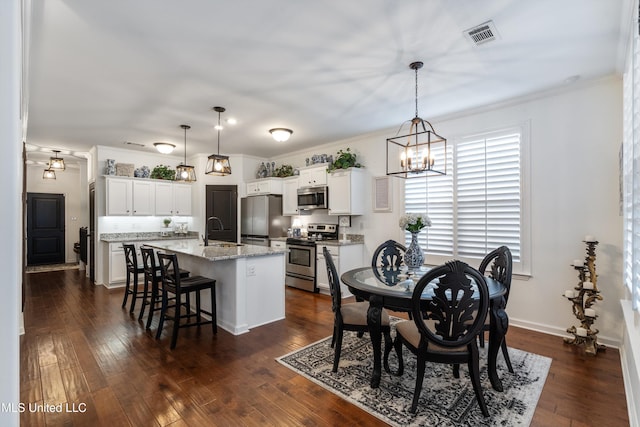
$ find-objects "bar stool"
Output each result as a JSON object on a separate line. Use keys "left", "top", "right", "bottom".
{"left": 138, "top": 246, "right": 191, "bottom": 327}
{"left": 121, "top": 244, "right": 144, "bottom": 314}
{"left": 156, "top": 253, "right": 217, "bottom": 349}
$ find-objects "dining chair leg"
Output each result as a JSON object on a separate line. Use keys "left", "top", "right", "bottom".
{"left": 145, "top": 281, "right": 159, "bottom": 330}
{"left": 332, "top": 327, "right": 344, "bottom": 372}
{"left": 129, "top": 275, "right": 138, "bottom": 314}
{"left": 410, "top": 356, "right": 426, "bottom": 414}
{"left": 121, "top": 273, "right": 131, "bottom": 308}
{"left": 331, "top": 326, "right": 337, "bottom": 348}
{"left": 392, "top": 335, "right": 405, "bottom": 376}
{"left": 210, "top": 286, "right": 217, "bottom": 334}
{"left": 452, "top": 363, "right": 460, "bottom": 378}
{"left": 170, "top": 290, "right": 181, "bottom": 349}
{"left": 138, "top": 278, "right": 150, "bottom": 321}
{"left": 501, "top": 340, "right": 514, "bottom": 373}
{"left": 195, "top": 290, "right": 201, "bottom": 324}
{"left": 156, "top": 288, "right": 168, "bottom": 340}
{"left": 468, "top": 344, "right": 489, "bottom": 417}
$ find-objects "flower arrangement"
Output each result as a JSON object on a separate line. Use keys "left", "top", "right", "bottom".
{"left": 399, "top": 213, "right": 432, "bottom": 233}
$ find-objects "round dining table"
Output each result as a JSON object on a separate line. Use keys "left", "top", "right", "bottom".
{"left": 341, "top": 266, "right": 509, "bottom": 391}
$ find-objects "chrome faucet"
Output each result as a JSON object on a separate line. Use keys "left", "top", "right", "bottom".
{"left": 203, "top": 216, "right": 224, "bottom": 246}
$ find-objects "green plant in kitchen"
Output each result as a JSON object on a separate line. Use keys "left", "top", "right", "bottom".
{"left": 150, "top": 164, "right": 176, "bottom": 180}
{"left": 327, "top": 148, "right": 362, "bottom": 172}
{"left": 273, "top": 164, "right": 294, "bottom": 177}
{"left": 163, "top": 218, "right": 172, "bottom": 228}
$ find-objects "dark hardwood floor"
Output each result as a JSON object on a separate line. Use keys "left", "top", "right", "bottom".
{"left": 21, "top": 269, "right": 629, "bottom": 426}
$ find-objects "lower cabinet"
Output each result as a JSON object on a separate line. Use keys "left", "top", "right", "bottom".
{"left": 270, "top": 240, "right": 287, "bottom": 250}
{"left": 316, "top": 243, "right": 363, "bottom": 297}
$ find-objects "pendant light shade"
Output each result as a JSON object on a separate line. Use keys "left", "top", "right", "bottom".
{"left": 175, "top": 124, "right": 196, "bottom": 182}
{"left": 269, "top": 128, "right": 293, "bottom": 142}
{"left": 206, "top": 106, "right": 232, "bottom": 176}
{"left": 154, "top": 142, "right": 176, "bottom": 154}
{"left": 386, "top": 61, "right": 447, "bottom": 179}
{"left": 49, "top": 150, "right": 65, "bottom": 170}
{"left": 42, "top": 167, "right": 56, "bottom": 179}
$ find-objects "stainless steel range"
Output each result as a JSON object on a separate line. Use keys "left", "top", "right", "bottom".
{"left": 285, "top": 223, "right": 338, "bottom": 292}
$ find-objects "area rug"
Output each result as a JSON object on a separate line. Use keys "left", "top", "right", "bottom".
{"left": 276, "top": 322, "right": 551, "bottom": 427}
{"left": 26, "top": 263, "right": 79, "bottom": 273}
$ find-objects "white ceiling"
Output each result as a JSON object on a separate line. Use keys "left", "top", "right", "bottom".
{"left": 25, "top": 0, "right": 631, "bottom": 166}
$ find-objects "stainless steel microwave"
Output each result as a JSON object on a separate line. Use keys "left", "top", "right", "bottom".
{"left": 297, "top": 186, "right": 328, "bottom": 210}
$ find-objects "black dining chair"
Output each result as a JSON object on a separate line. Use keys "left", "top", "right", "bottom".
{"left": 156, "top": 252, "right": 217, "bottom": 349}
{"left": 324, "top": 247, "right": 392, "bottom": 373}
{"left": 138, "top": 246, "right": 190, "bottom": 328}
{"left": 478, "top": 245, "right": 514, "bottom": 373}
{"left": 392, "top": 260, "right": 490, "bottom": 416}
{"left": 121, "top": 244, "right": 144, "bottom": 315}
{"left": 371, "top": 240, "right": 406, "bottom": 286}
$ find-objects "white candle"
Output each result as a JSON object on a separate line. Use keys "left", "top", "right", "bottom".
{"left": 572, "top": 259, "right": 584, "bottom": 267}
{"left": 583, "top": 281, "right": 594, "bottom": 290}
{"left": 584, "top": 308, "right": 596, "bottom": 317}
{"left": 576, "top": 327, "right": 587, "bottom": 337}
{"left": 564, "top": 290, "right": 575, "bottom": 298}
{"left": 584, "top": 235, "right": 596, "bottom": 242}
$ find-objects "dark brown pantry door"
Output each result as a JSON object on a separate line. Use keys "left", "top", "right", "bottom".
{"left": 26, "top": 192, "right": 65, "bottom": 265}
{"left": 205, "top": 185, "right": 238, "bottom": 242}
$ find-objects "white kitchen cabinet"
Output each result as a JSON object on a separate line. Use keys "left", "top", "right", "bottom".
{"left": 173, "top": 183, "right": 192, "bottom": 216}
{"left": 132, "top": 180, "right": 154, "bottom": 215}
{"left": 106, "top": 178, "right": 132, "bottom": 215}
{"left": 327, "top": 167, "right": 366, "bottom": 215}
{"left": 298, "top": 165, "right": 327, "bottom": 187}
{"left": 316, "top": 243, "right": 363, "bottom": 297}
{"left": 270, "top": 240, "right": 287, "bottom": 250}
{"left": 246, "top": 178, "right": 283, "bottom": 195}
{"left": 282, "top": 177, "right": 299, "bottom": 215}
{"left": 154, "top": 182, "right": 174, "bottom": 216}
{"left": 105, "top": 177, "right": 192, "bottom": 217}
{"left": 106, "top": 242, "right": 133, "bottom": 286}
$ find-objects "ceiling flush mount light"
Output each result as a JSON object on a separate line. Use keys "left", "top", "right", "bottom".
{"left": 49, "top": 150, "right": 65, "bottom": 170}
{"left": 42, "top": 166, "right": 56, "bottom": 180}
{"left": 269, "top": 128, "right": 293, "bottom": 142}
{"left": 175, "top": 124, "right": 197, "bottom": 182}
{"left": 206, "top": 106, "right": 232, "bottom": 176}
{"left": 386, "top": 61, "right": 447, "bottom": 179}
{"left": 154, "top": 142, "right": 176, "bottom": 154}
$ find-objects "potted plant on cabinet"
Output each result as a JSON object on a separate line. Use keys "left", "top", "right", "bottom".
{"left": 327, "top": 148, "right": 362, "bottom": 172}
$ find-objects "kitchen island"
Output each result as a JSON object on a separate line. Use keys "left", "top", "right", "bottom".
{"left": 145, "top": 239, "right": 287, "bottom": 335}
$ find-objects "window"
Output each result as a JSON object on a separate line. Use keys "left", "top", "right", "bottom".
{"left": 404, "top": 124, "right": 529, "bottom": 274}
{"left": 622, "top": 8, "right": 640, "bottom": 312}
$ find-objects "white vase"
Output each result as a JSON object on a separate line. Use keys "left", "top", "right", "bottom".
{"left": 405, "top": 231, "right": 424, "bottom": 270}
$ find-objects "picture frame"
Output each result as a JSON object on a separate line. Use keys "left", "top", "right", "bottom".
{"left": 373, "top": 176, "right": 392, "bottom": 212}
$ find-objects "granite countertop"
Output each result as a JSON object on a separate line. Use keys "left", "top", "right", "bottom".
{"left": 100, "top": 232, "right": 198, "bottom": 243}
{"left": 316, "top": 240, "right": 363, "bottom": 247}
{"left": 145, "top": 239, "right": 287, "bottom": 261}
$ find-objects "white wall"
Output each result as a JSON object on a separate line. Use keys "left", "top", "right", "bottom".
{"left": 26, "top": 163, "right": 87, "bottom": 263}
{"left": 274, "top": 76, "right": 624, "bottom": 346}
{"left": 1, "top": 0, "right": 21, "bottom": 424}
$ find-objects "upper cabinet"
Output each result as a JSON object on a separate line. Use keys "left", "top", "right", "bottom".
{"left": 298, "top": 165, "right": 327, "bottom": 187}
{"left": 246, "top": 178, "right": 283, "bottom": 195}
{"left": 327, "top": 168, "right": 366, "bottom": 215}
{"left": 105, "top": 176, "right": 192, "bottom": 217}
{"left": 282, "top": 177, "right": 300, "bottom": 216}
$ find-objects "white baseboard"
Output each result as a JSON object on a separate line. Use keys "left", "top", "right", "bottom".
{"left": 508, "top": 317, "right": 620, "bottom": 349}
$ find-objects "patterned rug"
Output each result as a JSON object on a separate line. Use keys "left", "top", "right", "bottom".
{"left": 277, "top": 321, "right": 551, "bottom": 427}
{"left": 26, "top": 263, "right": 79, "bottom": 273}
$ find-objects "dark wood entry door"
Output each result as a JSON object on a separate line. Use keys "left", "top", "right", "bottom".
{"left": 27, "top": 193, "right": 65, "bottom": 265}
{"left": 205, "top": 185, "right": 237, "bottom": 242}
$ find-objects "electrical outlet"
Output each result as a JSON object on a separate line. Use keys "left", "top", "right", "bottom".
{"left": 247, "top": 265, "right": 256, "bottom": 276}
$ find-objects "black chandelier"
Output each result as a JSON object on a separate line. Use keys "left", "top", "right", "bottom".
{"left": 205, "top": 106, "right": 232, "bottom": 176}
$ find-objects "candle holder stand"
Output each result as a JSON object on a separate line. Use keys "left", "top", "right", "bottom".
{"left": 562, "top": 240, "right": 605, "bottom": 355}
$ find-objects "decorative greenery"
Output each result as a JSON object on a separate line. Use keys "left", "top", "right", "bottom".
{"left": 273, "top": 164, "right": 294, "bottom": 177}
{"left": 163, "top": 218, "right": 172, "bottom": 227}
{"left": 399, "top": 213, "right": 432, "bottom": 233}
{"left": 150, "top": 164, "right": 176, "bottom": 180}
{"left": 327, "top": 148, "right": 362, "bottom": 172}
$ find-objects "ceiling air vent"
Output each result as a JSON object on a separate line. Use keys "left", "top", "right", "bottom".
{"left": 123, "top": 141, "right": 145, "bottom": 147}
{"left": 464, "top": 20, "right": 500, "bottom": 46}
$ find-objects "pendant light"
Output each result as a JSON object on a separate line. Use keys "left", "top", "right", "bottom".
{"left": 386, "top": 61, "right": 447, "bottom": 178}
{"left": 205, "top": 106, "right": 232, "bottom": 176}
{"left": 49, "top": 150, "right": 65, "bottom": 170}
{"left": 42, "top": 166, "right": 56, "bottom": 180}
{"left": 175, "top": 124, "right": 197, "bottom": 182}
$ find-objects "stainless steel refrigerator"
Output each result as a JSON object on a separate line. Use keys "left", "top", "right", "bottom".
{"left": 241, "top": 195, "right": 290, "bottom": 246}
